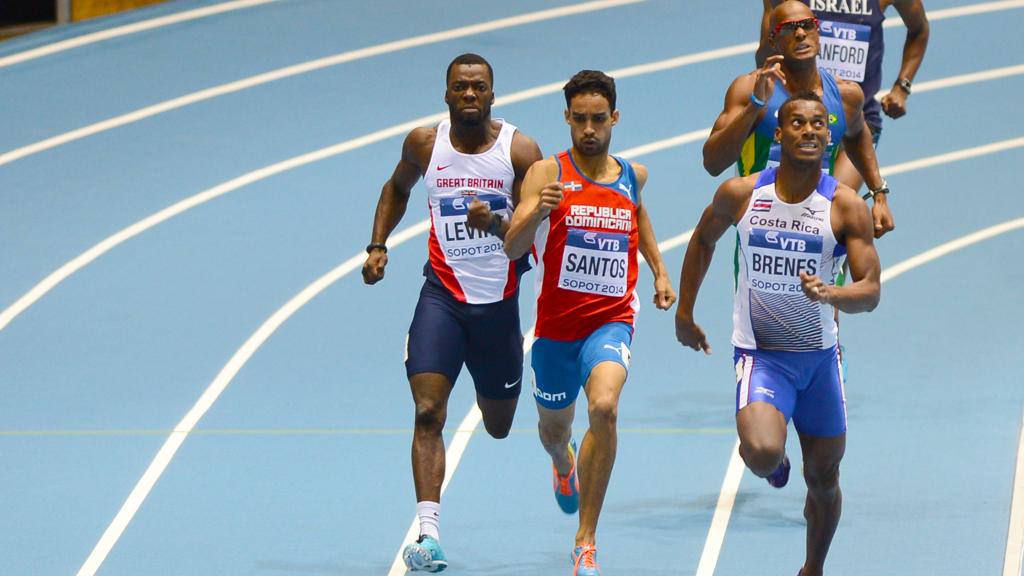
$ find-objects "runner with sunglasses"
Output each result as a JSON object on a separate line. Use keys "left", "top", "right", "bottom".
{"left": 703, "top": 0, "right": 894, "bottom": 239}
{"left": 757, "top": 0, "right": 930, "bottom": 194}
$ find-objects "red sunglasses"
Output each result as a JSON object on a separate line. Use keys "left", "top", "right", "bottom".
{"left": 772, "top": 16, "right": 819, "bottom": 38}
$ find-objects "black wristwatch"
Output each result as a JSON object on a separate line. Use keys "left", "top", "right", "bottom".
{"left": 366, "top": 242, "right": 388, "bottom": 254}
{"left": 895, "top": 77, "right": 912, "bottom": 94}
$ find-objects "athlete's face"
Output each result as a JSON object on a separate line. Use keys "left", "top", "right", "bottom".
{"left": 776, "top": 99, "right": 830, "bottom": 167}
{"left": 770, "top": 2, "right": 819, "bottom": 63}
{"left": 565, "top": 92, "right": 618, "bottom": 157}
{"left": 445, "top": 64, "right": 494, "bottom": 127}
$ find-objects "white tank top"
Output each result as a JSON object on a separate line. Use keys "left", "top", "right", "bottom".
{"left": 423, "top": 118, "right": 520, "bottom": 304}
{"left": 732, "top": 168, "right": 846, "bottom": 351}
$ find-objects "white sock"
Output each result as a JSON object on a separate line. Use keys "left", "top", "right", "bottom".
{"left": 417, "top": 501, "right": 441, "bottom": 541}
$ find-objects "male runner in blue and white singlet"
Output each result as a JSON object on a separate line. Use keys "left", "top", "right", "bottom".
{"left": 362, "top": 53, "right": 542, "bottom": 572}
{"left": 677, "top": 92, "right": 881, "bottom": 576}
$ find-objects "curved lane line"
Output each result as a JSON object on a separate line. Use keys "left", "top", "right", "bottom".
{"left": 3, "top": 0, "right": 1020, "bottom": 168}
{"left": 73, "top": 136, "right": 1023, "bottom": 576}
{"left": 5, "top": 66, "right": 1021, "bottom": 334}
{"left": 0, "top": 0, "right": 277, "bottom": 69}
{"left": 695, "top": 216, "right": 1024, "bottom": 576}
{"left": 0, "top": 0, "right": 644, "bottom": 168}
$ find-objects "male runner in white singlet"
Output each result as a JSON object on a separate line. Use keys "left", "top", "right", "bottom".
{"left": 362, "top": 53, "right": 542, "bottom": 572}
{"left": 676, "top": 92, "right": 881, "bottom": 576}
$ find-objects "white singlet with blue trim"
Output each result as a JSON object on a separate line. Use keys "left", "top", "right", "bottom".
{"left": 732, "top": 167, "right": 846, "bottom": 351}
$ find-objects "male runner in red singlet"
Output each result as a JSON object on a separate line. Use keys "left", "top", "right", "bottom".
{"left": 505, "top": 70, "right": 676, "bottom": 576}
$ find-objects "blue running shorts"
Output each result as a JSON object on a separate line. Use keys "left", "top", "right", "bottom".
{"left": 405, "top": 280, "right": 523, "bottom": 400}
{"left": 531, "top": 322, "right": 633, "bottom": 410}
{"left": 734, "top": 346, "right": 847, "bottom": 437}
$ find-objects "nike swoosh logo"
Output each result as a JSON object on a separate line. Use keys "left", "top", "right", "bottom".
{"left": 504, "top": 379, "right": 521, "bottom": 389}
{"left": 436, "top": 164, "right": 453, "bottom": 171}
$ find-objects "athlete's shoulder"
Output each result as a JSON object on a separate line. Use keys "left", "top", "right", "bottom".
{"left": 717, "top": 174, "right": 757, "bottom": 204}
{"left": 835, "top": 78, "right": 866, "bottom": 105}
{"left": 402, "top": 126, "right": 437, "bottom": 168}
{"left": 527, "top": 156, "right": 560, "bottom": 179}
{"left": 510, "top": 130, "right": 543, "bottom": 165}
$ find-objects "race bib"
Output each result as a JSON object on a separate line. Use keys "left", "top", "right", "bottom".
{"left": 817, "top": 20, "right": 871, "bottom": 82}
{"left": 558, "top": 229, "right": 629, "bottom": 296}
{"left": 436, "top": 192, "right": 508, "bottom": 261}
{"left": 747, "top": 228, "right": 823, "bottom": 294}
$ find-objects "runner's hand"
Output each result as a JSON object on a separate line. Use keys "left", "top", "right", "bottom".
{"left": 800, "top": 272, "right": 833, "bottom": 304}
{"left": 466, "top": 199, "right": 494, "bottom": 232}
{"left": 871, "top": 195, "right": 895, "bottom": 238}
{"left": 537, "top": 182, "right": 564, "bottom": 218}
{"left": 881, "top": 88, "right": 908, "bottom": 119}
{"left": 753, "top": 55, "right": 786, "bottom": 106}
{"left": 362, "top": 250, "right": 388, "bottom": 285}
{"left": 675, "top": 312, "right": 711, "bottom": 354}
{"left": 653, "top": 275, "right": 677, "bottom": 310}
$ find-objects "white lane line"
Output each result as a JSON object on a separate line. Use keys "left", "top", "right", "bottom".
{"left": 0, "top": 0, "right": 277, "bottom": 69}
{"left": 74, "top": 135, "right": 1023, "bottom": 576}
{"left": 5, "top": 65, "right": 1021, "bottom": 336}
{"left": 876, "top": 64, "right": 1024, "bottom": 100}
{"left": 6, "top": 0, "right": 1020, "bottom": 170}
{"left": 695, "top": 439, "right": 744, "bottom": 576}
{"left": 74, "top": 220, "right": 429, "bottom": 576}
{"left": 696, "top": 216, "right": 1024, "bottom": 575}
{"left": 0, "top": 0, "right": 644, "bottom": 168}
{"left": 1005, "top": 406, "right": 1024, "bottom": 576}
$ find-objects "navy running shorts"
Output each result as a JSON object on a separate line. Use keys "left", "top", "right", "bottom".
{"left": 405, "top": 280, "right": 524, "bottom": 400}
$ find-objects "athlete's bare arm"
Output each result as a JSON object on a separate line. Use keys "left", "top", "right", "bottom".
{"left": 703, "top": 59, "right": 784, "bottom": 176}
{"left": 466, "top": 131, "right": 543, "bottom": 239}
{"left": 837, "top": 80, "right": 894, "bottom": 238}
{"left": 755, "top": 0, "right": 775, "bottom": 66}
{"left": 881, "top": 0, "right": 929, "bottom": 119}
{"left": 632, "top": 163, "right": 677, "bottom": 311}
{"left": 675, "top": 175, "right": 757, "bottom": 353}
{"left": 801, "top": 185, "right": 881, "bottom": 312}
{"left": 362, "top": 127, "right": 433, "bottom": 285}
{"left": 504, "top": 158, "right": 561, "bottom": 260}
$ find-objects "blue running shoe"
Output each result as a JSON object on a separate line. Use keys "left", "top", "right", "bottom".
{"left": 402, "top": 535, "right": 448, "bottom": 573}
{"left": 571, "top": 544, "right": 601, "bottom": 576}
{"left": 553, "top": 440, "right": 579, "bottom": 514}
{"left": 767, "top": 455, "right": 791, "bottom": 489}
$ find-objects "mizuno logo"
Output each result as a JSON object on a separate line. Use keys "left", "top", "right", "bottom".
{"left": 436, "top": 164, "right": 453, "bottom": 171}
{"left": 803, "top": 207, "right": 824, "bottom": 216}
{"left": 504, "top": 378, "right": 521, "bottom": 389}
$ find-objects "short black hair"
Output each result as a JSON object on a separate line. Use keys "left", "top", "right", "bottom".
{"left": 778, "top": 91, "right": 825, "bottom": 122}
{"left": 446, "top": 53, "right": 493, "bottom": 85}
{"left": 563, "top": 70, "right": 616, "bottom": 111}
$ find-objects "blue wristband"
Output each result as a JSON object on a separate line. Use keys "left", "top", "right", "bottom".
{"left": 750, "top": 92, "right": 766, "bottom": 108}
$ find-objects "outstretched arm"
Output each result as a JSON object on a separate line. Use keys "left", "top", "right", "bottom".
{"left": 801, "top": 187, "right": 881, "bottom": 313}
{"left": 881, "top": 0, "right": 929, "bottom": 119}
{"left": 633, "top": 164, "right": 676, "bottom": 311}
{"left": 362, "top": 128, "right": 430, "bottom": 284}
{"left": 675, "top": 177, "right": 752, "bottom": 353}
